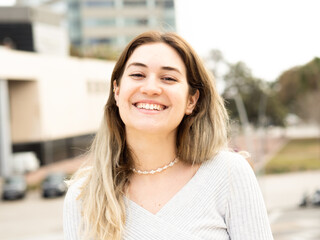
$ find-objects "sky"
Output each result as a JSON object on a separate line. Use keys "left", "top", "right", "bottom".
{"left": 1, "top": 0, "right": 319, "bottom": 82}
{"left": 176, "top": 0, "right": 320, "bottom": 81}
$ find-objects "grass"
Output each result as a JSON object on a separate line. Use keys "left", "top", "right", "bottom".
{"left": 265, "top": 138, "right": 320, "bottom": 174}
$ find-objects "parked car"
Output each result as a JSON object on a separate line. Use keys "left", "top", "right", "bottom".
{"left": 299, "top": 189, "right": 320, "bottom": 207}
{"left": 2, "top": 175, "right": 27, "bottom": 200}
{"left": 311, "top": 189, "right": 320, "bottom": 206}
{"left": 41, "top": 172, "right": 67, "bottom": 198}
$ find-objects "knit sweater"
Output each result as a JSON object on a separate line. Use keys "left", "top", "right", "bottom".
{"left": 63, "top": 151, "right": 274, "bottom": 240}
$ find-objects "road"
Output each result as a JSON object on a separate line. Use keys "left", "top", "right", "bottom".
{"left": 270, "top": 207, "right": 320, "bottom": 240}
{"left": 0, "top": 191, "right": 64, "bottom": 240}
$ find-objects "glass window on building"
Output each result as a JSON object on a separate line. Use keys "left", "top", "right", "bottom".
{"left": 155, "top": 0, "right": 174, "bottom": 8}
{"left": 124, "top": 18, "right": 148, "bottom": 26}
{"left": 68, "top": 1, "right": 80, "bottom": 9}
{"left": 91, "top": 38, "right": 113, "bottom": 44}
{"left": 84, "top": 0, "right": 115, "bottom": 7}
{"left": 123, "top": 0, "right": 147, "bottom": 7}
{"left": 125, "top": 35, "right": 136, "bottom": 44}
{"left": 83, "top": 18, "right": 116, "bottom": 27}
{"left": 164, "top": 17, "right": 175, "bottom": 28}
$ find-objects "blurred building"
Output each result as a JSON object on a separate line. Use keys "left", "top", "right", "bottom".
{"left": 0, "top": 47, "right": 114, "bottom": 176}
{"left": 5, "top": 0, "right": 176, "bottom": 53}
{"left": 68, "top": 0, "right": 176, "bottom": 49}
{"left": 0, "top": 5, "right": 69, "bottom": 55}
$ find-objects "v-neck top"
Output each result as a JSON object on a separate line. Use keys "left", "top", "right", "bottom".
{"left": 63, "top": 151, "right": 274, "bottom": 240}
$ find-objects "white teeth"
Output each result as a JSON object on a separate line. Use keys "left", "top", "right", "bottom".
{"left": 136, "top": 103, "right": 164, "bottom": 111}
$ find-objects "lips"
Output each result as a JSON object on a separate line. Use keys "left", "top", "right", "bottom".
{"left": 133, "top": 102, "right": 167, "bottom": 111}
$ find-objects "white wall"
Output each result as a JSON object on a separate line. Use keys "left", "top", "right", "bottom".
{"left": 38, "top": 57, "right": 114, "bottom": 140}
{"left": 0, "top": 47, "right": 115, "bottom": 143}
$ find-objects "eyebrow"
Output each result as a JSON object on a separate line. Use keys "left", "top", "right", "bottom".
{"left": 161, "top": 66, "right": 182, "bottom": 75}
{"left": 126, "top": 62, "right": 147, "bottom": 69}
{"left": 126, "top": 62, "right": 182, "bottom": 75}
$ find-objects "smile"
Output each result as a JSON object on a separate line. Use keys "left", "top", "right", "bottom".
{"left": 134, "top": 102, "right": 167, "bottom": 111}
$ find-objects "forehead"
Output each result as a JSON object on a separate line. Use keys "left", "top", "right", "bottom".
{"left": 126, "top": 43, "right": 186, "bottom": 72}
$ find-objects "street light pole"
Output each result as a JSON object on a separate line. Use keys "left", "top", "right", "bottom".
{"left": 0, "top": 79, "right": 12, "bottom": 177}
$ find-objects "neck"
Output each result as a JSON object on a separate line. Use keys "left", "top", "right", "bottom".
{"left": 126, "top": 129, "right": 177, "bottom": 171}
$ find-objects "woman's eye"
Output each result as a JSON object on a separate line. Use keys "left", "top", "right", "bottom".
{"left": 162, "top": 77, "right": 177, "bottom": 82}
{"left": 129, "top": 73, "right": 144, "bottom": 79}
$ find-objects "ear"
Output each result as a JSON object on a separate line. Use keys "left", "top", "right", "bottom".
{"left": 113, "top": 80, "right": 120, "bottom": 106}
{"left": 185, "top": 90, "right": 199, "bottom": 115}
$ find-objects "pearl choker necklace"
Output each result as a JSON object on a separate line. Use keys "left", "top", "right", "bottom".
{"left": 131, "top": 157, "right": 179, "bottom": 175}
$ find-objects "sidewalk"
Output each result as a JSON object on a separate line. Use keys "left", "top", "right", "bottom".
{"left": 258, "top": 170, "right": 320, "bottom": 212}
{"left": 260, "top": 170, "right": 320, "bottom": 240}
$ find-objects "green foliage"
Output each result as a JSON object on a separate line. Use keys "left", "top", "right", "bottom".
{"left": 69, "top": 44, "right": 120, "bottom": 61}
{"left": 265, "top": 138, "right": 320, "bottom": 174}
{"left": 209, "top": 49, "right": 319, "bottom": 126}
{"left": 221, "top": 61, "right": 286, "bottom": 126}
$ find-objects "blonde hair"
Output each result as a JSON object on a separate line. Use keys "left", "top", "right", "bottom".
{"left": 72, "top": 31, "right": 229, "bottom": 240}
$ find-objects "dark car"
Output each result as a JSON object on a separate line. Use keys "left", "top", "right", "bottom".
{"left": 41, "top": 172, "right": 67, "bottom": 198}
{"left": 311, "top": 189, "right": 320, "bottom": 206}
{"left": 299, "top": 189, "right": 320, "bottom": 207}
{"left": 2, "top": 175, "right": 27, "bottom": 200}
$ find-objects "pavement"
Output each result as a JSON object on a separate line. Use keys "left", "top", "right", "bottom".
{"left": 0, "top": 191, "right": 64, "bottom": 240}
{"left": 270, "top": 207, "right": 320, "bottom": 240}
{"left": 258, "top": 170, "right": 320, "bottom": 211}
{"left": 258, "top": 170, "right": 320, "bottom": 240}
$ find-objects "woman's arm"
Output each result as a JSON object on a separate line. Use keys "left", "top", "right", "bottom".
{"left": 63, "top": 180, "right": 83, "bottom": 240}
{"left": 225, "top": 155, "right": 274, "bottom": 240}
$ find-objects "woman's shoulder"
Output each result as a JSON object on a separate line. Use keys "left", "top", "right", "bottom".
{"left": 65, "top": 172, "right": 90, "bottom": 204}
{"left": 192, "top": 150, "right": 254, "bottom": 204}
{"left": 207, "top": 150, "right": 249, "bottom": 165}
{"left": 204, "top": 150, "right": 254, "bottom": 175}
{"left": 66, "top": 166, "right": 92, "bottom": 196}
{"left": 200, "top": 150, "right": 258, "bottom": 199}
{"left": 63, "top": 173, "right": 90, "bottom": 238}
{"left": 210, "top": 150, "right": 257, "bottom": 185}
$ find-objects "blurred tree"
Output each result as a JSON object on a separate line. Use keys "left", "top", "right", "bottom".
{"left": 208, "top": 51, "right": 319, "bottom": 127}
{"left": 221, "top": 61, "right": 286, "bottom": 126}
{"left": 277, "top": 57, "right": 320, "bottom": 123}
{"left": 296, "top": 91, "right": 320, "bottom": 124}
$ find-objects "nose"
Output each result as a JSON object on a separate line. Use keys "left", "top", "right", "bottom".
{"left": 140, "top": 75, "right": 162, "bottom": 95}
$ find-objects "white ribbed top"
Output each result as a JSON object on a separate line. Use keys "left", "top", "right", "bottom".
{"left": 63, "top": 151, "right": 274, "bottom": 240}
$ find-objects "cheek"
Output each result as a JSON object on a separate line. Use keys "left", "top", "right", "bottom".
{"left": 116, "top": 85, "right": 136, "bottom": 118}
{"left": 117, "top": 98, "right": 130, "bottom": 125}
{"left": 117, "top": 93, "right": 131, "bottom": 113}
{"left": 117, "top": 83, "right": 133, "bottom": 103}
{"left": 172, "top": 86, "right": 189, "bottom": 105}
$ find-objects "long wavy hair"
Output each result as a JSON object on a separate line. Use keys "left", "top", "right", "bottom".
{"left": 73, "top": 31, "right": 229, "bottom": 240}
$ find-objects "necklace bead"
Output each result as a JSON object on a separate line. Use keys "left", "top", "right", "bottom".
{"left": 131, "top": 157, "right": 179, "bottom": 175}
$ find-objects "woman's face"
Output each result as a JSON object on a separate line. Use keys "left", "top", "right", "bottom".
{"left": 114, "top": 43, "right": 199, "bottom": 136}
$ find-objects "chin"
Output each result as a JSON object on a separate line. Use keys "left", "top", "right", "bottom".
{"left": 127, "top": 123, "right": 176, "bottom": 135}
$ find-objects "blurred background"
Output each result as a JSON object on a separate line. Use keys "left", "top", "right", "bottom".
{"left": 0, "top": 0, "right": 319, "bottom": 239}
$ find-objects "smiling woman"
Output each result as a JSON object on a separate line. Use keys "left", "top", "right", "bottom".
{"left": 113, "top": 42, "right": 198, "bottom": 136}
{"left": 63, "top": 31, "right": 274, "bottom": 240}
